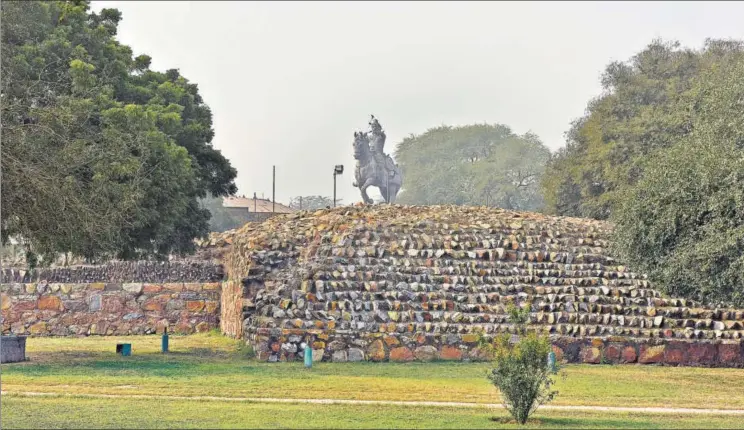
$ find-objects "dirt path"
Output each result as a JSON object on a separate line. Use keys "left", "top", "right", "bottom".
{"left": 4, "top": 391, "right": 744, "bottom": 415}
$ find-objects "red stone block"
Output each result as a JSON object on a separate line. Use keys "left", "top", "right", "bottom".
{"left": 14, "top": 300, "right": 37, "bottom": 312}
{"left": 604, "top": 345, "right": 622, "bottom": 362}
{"left": 38, "top": 295, "right": 62, "bottom": 311}
{"left": 142, "top": 300, "right": 163, "bottom": 313}
{"left": 663, "top": 342, "right": 687, "bottom": 365}
{"left": 440, "top": 345, "right": 463, "bottom": 361}
{"left": 390, "top": 347, "right": 415, "bottom": 362}
{"left": 621, "top": 346, "right": 638, "bottom": 363}
{"left": 551, "top": 345, "right": 564, "bottom": 362}
{"left": 687, "top": 343, "right": 717, "bottom": 365}
{"left": 186, "top": 300, "right": 205, "bottom": 313}
{"left": 143, "top": 284, "right": 162, "bottom": 294}
{"left": 102, "top": 297, "right": 124, "bottom": 313}
{"left": 718, "top": 343, "right": 742, "bottom": 364}
{"left": 383, "top": 335, "right": 400, "bottom": 347}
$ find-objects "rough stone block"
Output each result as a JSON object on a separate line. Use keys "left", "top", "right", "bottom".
{"left": 142, "top": 299, "right": 163, "bottom": 313}
{"left": 29, "top": 321, "right": 48, "bottom": 335}
{"left": 38, "top": 295, "right": 62, "bottom": 311}
{"left": 580, "top": 346, "right": 601, "bottom": 364}
{"left": 604, "top": 344, "right": 622, "bottom": 362}
{"left": 88, "top": 295, "right": 102, "bottom": 312}
{"left": 186, "top": 301, "right": 205, "bottom": 313}
{"left": 383, "top": 335, "right": 400, "bottom": 347}
{"left": 332, "top": 350, "right": 348, "bottom": 362}
{"left": 440, "top": 345, "right": 463, "bottom": 361}
{"left": 163, "top": 283, "right": 184, "bottom": 292}
{"left": 390, "top": 347, "right": 414, "bottom": 362}
{"left": 367, "top": 339, "right": 386, "bottom": 361}
{"left": 687, "top": 343, "right": 717, "bottom": 365}
{"left": 143, "top": 284, "right": 163, "bottom": 294}
{"left": 123, "top": 283, "right": 143, "bottom": 295}
{"left": 718, "top": 343, "right": 742, "bottom": 365}
{"left": 551, "top": 345, "right": 565, "bottom": 363}
{"left": 662, "top": 342, "right": 687, "bottom": 365}
{"left": 461, "top": 334, "right": 479, "bottom": 343}
{"left": 639, "top": 345, "right": 665, "bottom": 364}
{"left": 205, "top": 301, "right": 219, "bottom": 314}
{"left": 348, "top": 348, "right": 365, "bottom": 362}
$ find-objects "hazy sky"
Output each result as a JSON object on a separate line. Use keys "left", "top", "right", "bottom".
{"left": 91, "top": 1, "right": 744, "bottom": 204}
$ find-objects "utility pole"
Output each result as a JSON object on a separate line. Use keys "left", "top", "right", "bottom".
{"left": 272, "top": 165, "right": 276, "bottom": 213}
{"left": 386, "top": 171, "right": 390, "bottom": 204}
{"left": 253, "top": 192, "right": 257, "bottom": 212}
{"left": 333, "top": 165, "right": 344, "bottom": 208}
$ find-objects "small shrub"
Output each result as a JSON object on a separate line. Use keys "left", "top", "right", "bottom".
{"left": 237, "top": 342, "right": 256, "bottom": 359}
{"left": 482, "top": 304, "right": 560, "bottom": 425}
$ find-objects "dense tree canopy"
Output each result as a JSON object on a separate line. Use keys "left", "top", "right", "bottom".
{"left": 394, "top": 124, "right": 550, "bottom": 211}
{"left": 611, "top": 52, "right": 744, "bottom": 307}
{"left": 1, "top": 1, "right": 236, "bottom": 263}
{"left": 541, "top": 38, "right": 744, "bottom": 220}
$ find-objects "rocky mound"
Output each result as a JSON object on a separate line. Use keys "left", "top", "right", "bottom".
{"left": 222, "top": 204, "right": 744, "bottom": 365}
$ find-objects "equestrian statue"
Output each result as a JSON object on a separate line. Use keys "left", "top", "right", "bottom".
{"left": 352, "top": 115, "right": 403, "bottom": 204}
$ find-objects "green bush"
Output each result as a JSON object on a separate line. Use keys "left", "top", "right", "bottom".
{"left": 482, "top": 304, "right": 559, "bottom": 425}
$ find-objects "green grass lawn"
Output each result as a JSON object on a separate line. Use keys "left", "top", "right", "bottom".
{"left": 2, "top": 333, "right": 744, "bottom": 428}
{"left": 4, "top": 395, "right": 744, "bottom": 429}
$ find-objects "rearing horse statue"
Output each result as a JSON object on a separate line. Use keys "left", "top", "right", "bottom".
{"left": 352, "top": 116, "right": 403, "bottom": 204}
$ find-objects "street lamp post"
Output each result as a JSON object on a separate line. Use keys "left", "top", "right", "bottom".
{"left": 386, "top": 170, "right": 394, "bottom": 204}
{"left": 333, "top": 165, "right": 344, "bottom": 208}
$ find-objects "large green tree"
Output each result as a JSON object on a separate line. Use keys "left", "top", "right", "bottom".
{"left": 541, "top": 38, "right": 744, "bottom": 220}
{"left": 1, "top": 1, "right": 236, "bottom": 263}
{"left": 394, "top": 124, "right": 550, "bottom": 211}
{"left": 611, "top": 54, "right": 744, "bottom": 307}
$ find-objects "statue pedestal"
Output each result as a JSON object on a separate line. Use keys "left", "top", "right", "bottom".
{"left": 1, "top": 335, "right": 27, "bottom": 363}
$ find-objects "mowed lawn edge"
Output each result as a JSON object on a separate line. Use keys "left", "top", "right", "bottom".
{"left": 2, "top": 334, "right": 744, "bottom": 410}
{"left": 4, "top": 395, "right": 744, "bottom": 429}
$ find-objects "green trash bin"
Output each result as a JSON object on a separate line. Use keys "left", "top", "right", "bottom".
{"left": 116, "top": 343, "right": 132, "bottom": 357}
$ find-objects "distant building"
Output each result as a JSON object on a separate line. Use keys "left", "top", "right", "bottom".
{"left": 222, "top": 195, "right": 296, "bottom": 223}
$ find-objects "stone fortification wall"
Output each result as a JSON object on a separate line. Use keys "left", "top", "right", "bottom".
{"left": 1, "top": 261, "right": 223, "bottom": 284}
{"left": 223, "top": 205, "right": 744, "bottom": 367}
{"left": 1, "top": 261, "right": 223, "bottom": 336}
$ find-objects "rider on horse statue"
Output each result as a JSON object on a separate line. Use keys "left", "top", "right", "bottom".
{"left": 368, "top": 115, "right": 397, "bottom": 175}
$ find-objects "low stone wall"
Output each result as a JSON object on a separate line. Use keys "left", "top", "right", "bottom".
{"left": 1, "top": 281, "right": 221, "bottom": 336}
{"left": 0, "top": 261, "right": 223, "bottom": 284}
{"left": 247, "top": 329, "right": 744, "bottom": 367}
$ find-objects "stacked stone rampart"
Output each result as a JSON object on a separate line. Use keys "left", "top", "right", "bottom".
{"left": 224, "top": 205, "right": 744, "bottom": 366}
{"left": 1, "top": 261, "right": 223, "bottom": 336}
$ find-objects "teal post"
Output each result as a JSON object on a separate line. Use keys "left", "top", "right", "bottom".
{"left": 162, "top": 327, "right": 169, "bottom": 353}
{"left": 547, "top": 351, "right": 557, "bottom": 372}
{"left": 117, "top": 343, "right": 131, "bottom": 357}
{"left": 304, "top": 344, "right": 312, "bottom": 368}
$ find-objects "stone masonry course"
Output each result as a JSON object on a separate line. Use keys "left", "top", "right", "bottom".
{"left": 220, "top": 204, "right": 744, "bottom": 367}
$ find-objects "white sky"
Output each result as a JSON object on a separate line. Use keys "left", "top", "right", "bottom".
{"left": 91, "top": 1, "right": 744, "bottom": 204}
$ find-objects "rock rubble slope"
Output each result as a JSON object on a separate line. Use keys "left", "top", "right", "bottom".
{"left": 222, "top": 204, "right": 744, "bottom": 364}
